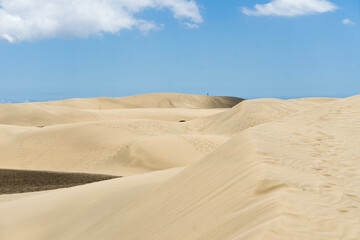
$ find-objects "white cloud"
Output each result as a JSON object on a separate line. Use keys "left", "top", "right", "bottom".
{"left": 0, "top": 0, "right": 202, "bottom": 43}
{"left": 184, "top": 22, "right": 199, "bottom": 29}
{"left": 342, "top": 18, "right": 355, "bottom": 25}
{"left": 242, "top": 0, "right": 337, "bottom": 17}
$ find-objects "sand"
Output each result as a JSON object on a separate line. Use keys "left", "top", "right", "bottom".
{"left": 0, "top": 93, "right": 359, "bottom": 239}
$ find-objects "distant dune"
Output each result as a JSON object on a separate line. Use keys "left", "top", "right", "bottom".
{"left": 0, "top": 93, "right": 243, "bottom": 126}
{"left": 43, "top": 93, "right": 244, "bottom": 109}
{"left": 1, "top": 93, "right": 359, "bottom": 239}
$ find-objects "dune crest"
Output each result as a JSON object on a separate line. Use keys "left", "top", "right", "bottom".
{"left": 44, "top": 93, "right": 244, "bottom": 109}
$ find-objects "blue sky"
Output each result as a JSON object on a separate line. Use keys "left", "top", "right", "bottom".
{"left": 0, "top": 0, "right": 359, "bottom": 102}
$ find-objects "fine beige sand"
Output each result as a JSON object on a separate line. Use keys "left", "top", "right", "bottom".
{"left": 1, "top": 93, "right": 360, "bottom": 239}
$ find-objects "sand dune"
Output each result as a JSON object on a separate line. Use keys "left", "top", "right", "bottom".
{"left": 200, "top": 97, "right": 342, "bottom": 135}
{"left": 0, "top": 120, "right": 227, "bottom": 175}
{"left": 200, "top": 98, "right": 308, "bottom": 135}
{"left": 0, "top": 104, "right": 228, "bottom": 126}
{"left": 0, "top": 93, "right": 241, "bottom": 127}
{"left": 0, "top": 93, "right": 238, "bottom": 174}
{"left": 0, "top": 94, "right": 359, "bottom": 239}
{"left": 43, "top": 93, "right": 243, "bottom": 109}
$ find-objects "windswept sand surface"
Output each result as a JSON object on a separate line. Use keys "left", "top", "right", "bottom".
{"left": 1, "top": 93, "right": 360, "bottom": 239}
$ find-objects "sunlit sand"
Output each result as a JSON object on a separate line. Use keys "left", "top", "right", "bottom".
{"left": 0, "top": 93, "right": 359, "bottom": 239}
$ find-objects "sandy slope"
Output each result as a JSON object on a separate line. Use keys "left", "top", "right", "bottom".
{"left": 0, "top": 120, "right": 227, "bottom": 175}
{"left": 200, "top": 98, "right": 308, "bottom": 135}
{"left": 1, "top": 94, "right": 360, "bottom": 239}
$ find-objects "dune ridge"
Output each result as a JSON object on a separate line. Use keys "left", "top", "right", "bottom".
{"left": 0, "top": 93, "right": 359, "bottom": 239}
{"left": 42, "top": 93, "right": 244, "bottom": 109}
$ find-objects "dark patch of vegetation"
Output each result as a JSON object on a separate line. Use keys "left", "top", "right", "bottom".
{"left": 0, "top": 169, "right": 120, "bottom": 195}
{"left": 179, "top": 120, "right": 186, "bottom": 122}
